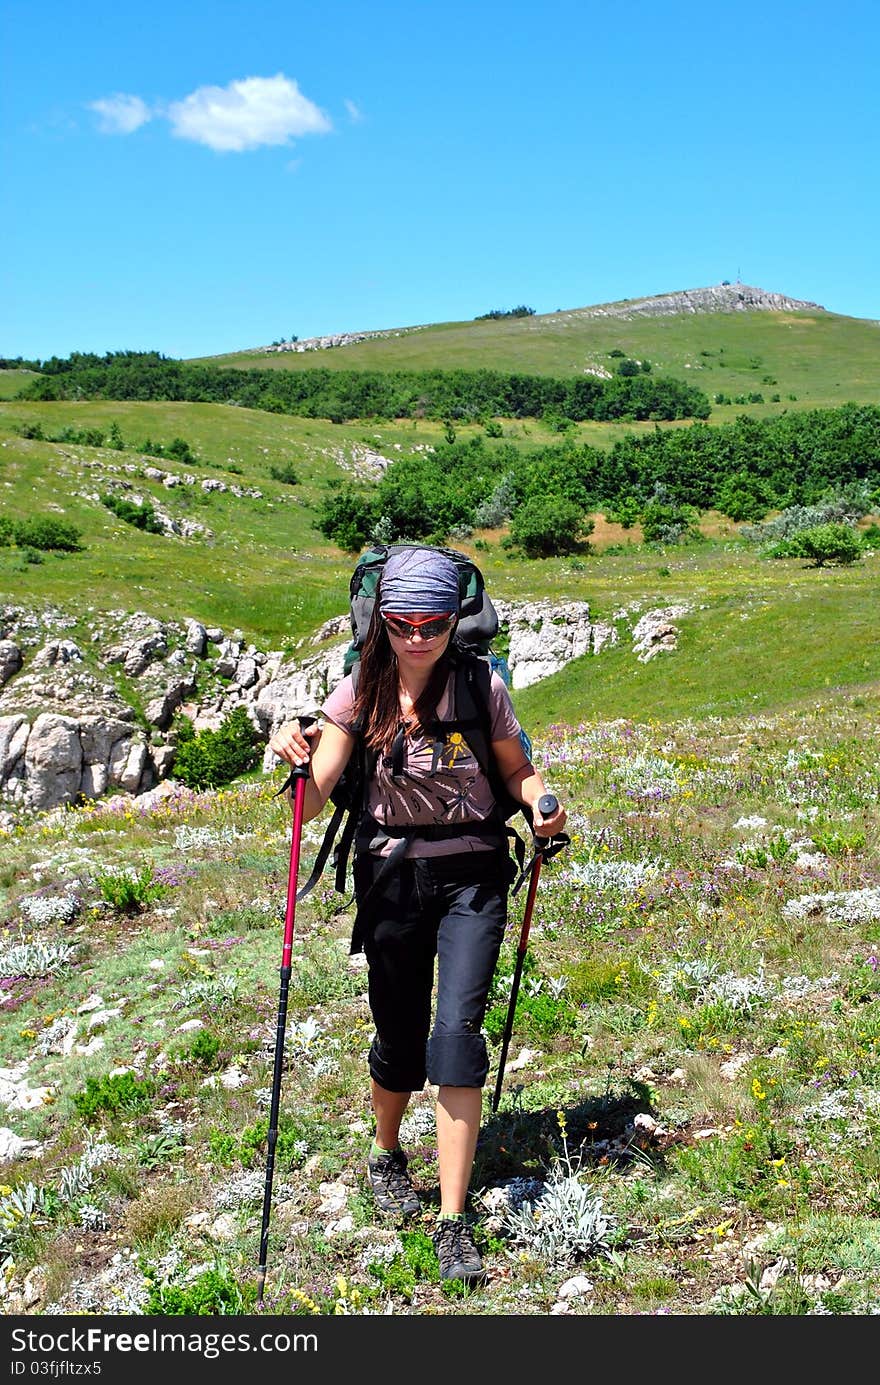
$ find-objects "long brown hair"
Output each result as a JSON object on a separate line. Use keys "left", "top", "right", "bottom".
{"left": 351, "top": 584, "right": 455, "bottom": 752}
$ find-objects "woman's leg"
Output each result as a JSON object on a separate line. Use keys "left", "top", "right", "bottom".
{"left": 371, "top": 1080, "right": 411, "bottom": 1150}
{"left": 436, "top": 1085, "right": 482, "bottom": 1214}
{"left": 427, "top": 854, "right": 508, "bottom": 1213}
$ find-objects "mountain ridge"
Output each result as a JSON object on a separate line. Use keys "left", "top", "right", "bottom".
{"left": 251, "top": 283, "right": 828, "bottom": 357}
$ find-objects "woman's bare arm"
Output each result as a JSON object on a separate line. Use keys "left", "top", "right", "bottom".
{"left": 269, "top": 718, "right": 356, "bottom": 822}
{"left": 492, "top": 735, "right": 567, "bottom": 837}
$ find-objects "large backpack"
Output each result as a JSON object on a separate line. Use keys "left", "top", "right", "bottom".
{"left": 293, "top": 543, "right": 534, "bottom": 910}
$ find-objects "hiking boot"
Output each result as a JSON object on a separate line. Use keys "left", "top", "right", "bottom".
{"left": 367, "top": 1147, "right": 420, "bottom": 1219}
{"left": 432, "top": 1217, "right": 486, "bottom": 1284}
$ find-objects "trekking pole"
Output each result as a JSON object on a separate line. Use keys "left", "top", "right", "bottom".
{"left": 256, "top": 755, "right": 310, "bottom": 1306}
{"left": 491, "top": 793, "right": 560, "bottom": 1115}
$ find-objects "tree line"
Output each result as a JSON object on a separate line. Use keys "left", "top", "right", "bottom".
{"left": 19, "top": 350, "right": 710, "bottom": 424}
{"left": 315, "top": 403, "right": 880, "bottom": 554}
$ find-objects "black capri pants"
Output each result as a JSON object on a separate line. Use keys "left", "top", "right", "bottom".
{"left": 356, "top": 849, "right": 510, "bottom": 1092}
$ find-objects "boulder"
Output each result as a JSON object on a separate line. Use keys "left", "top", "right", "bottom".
{"left": 0, "top": 713, "right": 29, "bottom": 780}
{"left": 24, "top": 713, "right": 82, "bottom": 809}
{"left": 0, "top": 640, "right": 22, "bottom": 685}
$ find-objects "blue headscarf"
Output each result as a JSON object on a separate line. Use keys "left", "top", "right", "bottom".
{"left": 378, "top": 548, "right": 461, "bottom": 616}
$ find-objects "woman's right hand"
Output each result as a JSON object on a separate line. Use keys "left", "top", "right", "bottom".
{"left": 269, "top": 717, "right": 322, "bottom": 769}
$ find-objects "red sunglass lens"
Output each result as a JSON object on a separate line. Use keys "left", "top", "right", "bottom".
{"left": 385, "top": 615, "right": 452, "bottom": 639}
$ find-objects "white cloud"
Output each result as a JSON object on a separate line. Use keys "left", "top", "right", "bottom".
{"left": 166, "top": 73, "right": 331, "bottom": 152}
{"left": 88, "top": 93, "right": 152, "bottom": 134}
{"left": 344, "top": 99, "right": 364, "bottom": 123}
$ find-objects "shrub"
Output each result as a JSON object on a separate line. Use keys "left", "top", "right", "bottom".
{"left": 716, "top": 471, "right": 775, "bottom": 523}
{"left": 508, "top": 495, "right": 592, "bottom": 558}
{"left": 165, "top": 437, "right": 197, "bottom": 465}
{"left": 484, "top": 989, "right": 578, "bottom": 1043}
{"left": 172, "top": 707, "right": 260, "bottom": 790}
{"left": 10, "top": 516, "right": 84, "bottom": 551}
{"left": 314, "top": 481, "right": 377, "bottom": 553}
{"left": 500, "top": 1128, "right": 616, "bottom": 1267}
{"left": 124, "top": 1185, "right": 194, "bottom": 1245}
{"left": 101, "top": 493, "right": 164, "bottom": 533}
{"left": 641, "top": 491, "right": 698, "bottom": 545}
{"left": 473, "top": 471, "right": 516, "bottom": 528}
{"left": 73, "top": 1072, "right": 155, "bottom": 1122}
{"left": 269, "top": 462, "right": 299, "bottom": 485}
{"left": 785, "top": 522, "right": 862, "bottom": 567}
{"left": 602, "top": 495, "right": 641, "bottom": 528}
{"left": 143, "top": 1263, "right": 249, "bottom": 1315}
{"left": 184, "top": 1030, "right": 222, "bottom": 1070}
{"left": 94, "top": 865, "right": 167, "bottom": 914}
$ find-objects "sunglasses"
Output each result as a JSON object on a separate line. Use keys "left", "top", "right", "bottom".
{"left": 382, "top": 612, "right": 456, "bottom": 641}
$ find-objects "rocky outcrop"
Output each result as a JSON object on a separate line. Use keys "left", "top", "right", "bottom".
{"left": 261, "top": 325, "right": 426, "bottom": 354}
{"left": 571, "top": 283, "right": 825, "bottom": 321}
{"left": 493, "top": 599, "right": 617, "bottom": 689}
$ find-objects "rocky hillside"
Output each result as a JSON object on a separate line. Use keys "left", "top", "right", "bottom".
{"left": 571, "top": 283, "right": 827, "bottom": 320}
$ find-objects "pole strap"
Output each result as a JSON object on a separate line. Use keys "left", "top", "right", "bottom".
{"left": 510, "top": 830, "right": 570, "bottom": 897}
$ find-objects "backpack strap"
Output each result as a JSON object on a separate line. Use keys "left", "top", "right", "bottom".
{"left": 452, "top": 654, "right": 532, "bottom": 880}
{"left": 292, "top": 677, "right": 373, "bottom": 904}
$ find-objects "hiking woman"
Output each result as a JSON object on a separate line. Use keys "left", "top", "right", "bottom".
{"left": 268, "top": 547, "right": 566, "bottom": 1283}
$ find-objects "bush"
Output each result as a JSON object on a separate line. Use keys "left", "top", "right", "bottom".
{"left": 184, "top": 1030, "right": 222, "bottom": 1070}
{"left": 473, "top": 471, "right": 516, "bottom": 528}
{"left": 73, "top": 1072, "right": 155, "bottom": 1122}
{"left": 508, "top": 495, "right": 592, "bottom": 558}
{"left": 640, "top": 488, "right": 698, "bottom": 545}
{"left": 602, "top": 495, "right": 641, "bottom": 528}
{"left": 785, "top": 522, "right": 863, "bottom": 567}
{"left": 484, "top": 990, "right": 578, "bottom": 1043}
{"left": 95, "top": 865, "right": 166, "bottom": 914}
{"left": 102, "top": 493, "right": 164, "bottom": 533}
{"left": 172, "top": 707, "right": 260, "bottom": 790}
{"left": 716, "top": 471, "right": 775, "bottom": 523}
{"left": 10, "top": 516, "right": 83, "bottom": 551}
{"left": 314, "top": 481, "right": 377, "bottom": 553}
{"left": 143, "top": 1263, "right": 249, "bottom": 1315}
{"left": 269, "top": 462, "right": 299, "bottom": 485}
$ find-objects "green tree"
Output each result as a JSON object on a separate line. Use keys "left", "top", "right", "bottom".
{"left": 508, "top": 495, "right": 592, "bottom": 558}
{"left": 715, "top": 471, "right": 775, "bottom": 523}
{"left": 314, "top": 482, "right": 377, "bottom": 553}
{"left": 640, "top": 486, "right": 699, "bottom": 545}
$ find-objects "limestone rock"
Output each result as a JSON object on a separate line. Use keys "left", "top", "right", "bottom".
{"left": 0, "top": 639, "right": 23, "bottom": 684}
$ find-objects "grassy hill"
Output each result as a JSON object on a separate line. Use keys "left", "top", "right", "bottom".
{"left": 192, "top": 291, "right": 880, "bottom": 417}
{"left": 1, "top": 394, "right": 878, "bottom": 716}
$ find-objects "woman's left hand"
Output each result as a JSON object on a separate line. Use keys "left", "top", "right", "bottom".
{"left": 532, "top": 798, "right": 567, "bottom": 838}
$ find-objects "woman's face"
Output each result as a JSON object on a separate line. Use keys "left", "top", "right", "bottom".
{"left": 382, "top": 611, "right": 456, "bottom": 672}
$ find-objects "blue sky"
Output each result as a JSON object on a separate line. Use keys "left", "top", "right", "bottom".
{"left": 3, "top": 0, "right": 879, "bottom": 360}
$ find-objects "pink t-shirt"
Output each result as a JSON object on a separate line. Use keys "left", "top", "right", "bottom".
{"left": 321, "top": 668, "right": 523, "bottom": 857}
